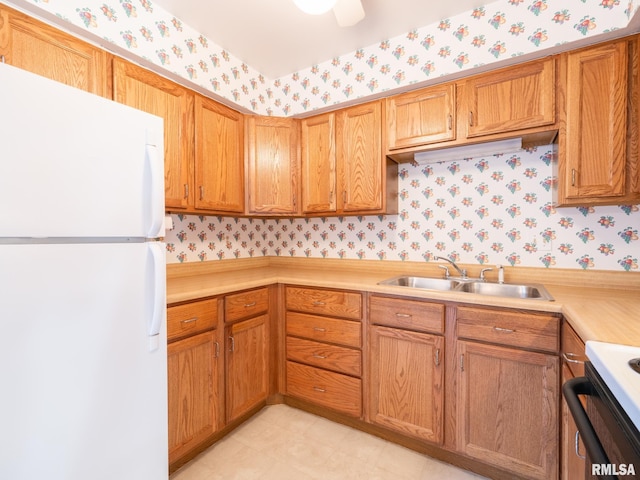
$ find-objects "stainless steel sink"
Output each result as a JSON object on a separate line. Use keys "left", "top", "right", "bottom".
{"left": 378, "top": 275, "right": 461, "bottom": 291}
{"left": 456, "top": 281, "right": 554, "bottom": 301}
{"left": 378, "top": 275, "right": 554, "bottom": 301}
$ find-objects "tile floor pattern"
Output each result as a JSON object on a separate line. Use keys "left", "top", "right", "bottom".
{"left": 170, "top": 404, "right": 488, "bottom": 480}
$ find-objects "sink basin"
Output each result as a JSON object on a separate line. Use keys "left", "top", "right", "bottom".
{"left": 378, "top": 275, "right": 461, "bottom": 291}
{"left": 457, "top": 281, "right": 554, "bottom": 301}
{"left": 378, "top": 275, "right": 554, "bottom": 301}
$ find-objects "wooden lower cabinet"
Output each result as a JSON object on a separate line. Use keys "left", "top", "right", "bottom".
{"left": 456, "top": 340, "right": 559, "bottom": 480}
{"left": 226, "top": 313, "right": 269, "bottom": 423}
{"left": 167, "top": 330, "right": 220, "bottom": 465}
{"left": 369, "top": 325, "right": 444, "bottom": 443}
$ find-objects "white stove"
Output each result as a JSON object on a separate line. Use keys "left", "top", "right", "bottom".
{"left": 586, "top": 340, "right": 640, "bottom": 431}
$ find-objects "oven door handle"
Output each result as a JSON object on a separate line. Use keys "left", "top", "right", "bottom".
{"left": 563, "top": 377, "right": 615, "bottom": 479}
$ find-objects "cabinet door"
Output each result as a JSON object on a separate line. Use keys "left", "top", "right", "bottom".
{"left": 226, "top": 314, "right": 269, "bottom": 422}
{"left": 457, "top": 341, "right": 559, "bottom": 480}
{"left": 168, "top": 330, "right": 220, "bottom": 465}
{"left": 246, "top": 116, "right": 300, "bottom": 215}
{"left": 336, "top": 101, "right": 385, "bottom": 213}
{"left": 464, "top": 58, "right": 555, "bottom": 137}
{"left": 194, "top": 95, "right": 244, "bottom": 213}
{"left": 300, "top": 112, "right": 337, "bottom": 214}
{"left": 386, "top": 83, "right": 456, "bottom": 150}
{"left": 113, "top": 58, "right": 194, "bottom": 210}
{"left": 370, "top": 326, "right": 444, "bottom": 443}
{"left": 563, "top": 41, "right": 628, "bottom": 200}
{"left": 0, "top": 5, "right": 109, "bottom": 97}
{"left": 561, "top": 364, "right": 586, "bottom": 480}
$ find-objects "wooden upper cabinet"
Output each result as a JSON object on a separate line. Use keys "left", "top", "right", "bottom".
{"left": 245, "top": 116, "right": 300, "bottom": 215}
{"left": 194, "top": 95, "right": 244, "bottom": 213}
{"left": 113, "top": 58, "right": 194, "bottom": 210}
{"left": 386, "top": 83, "right": 456, "bottom": 150}
{"left": 0, "top": 5, "right": 109, "bottom": 97}
{"left": 464, "top": 58, "right": 555, "bottom": 138}
{"left": 557, "top": 38, "right": 639, "bottom": 206}
{"left": 300, "top": 112, "right": 337, "bottom": 214}
{"left": 337, "top": 100, "right": 394, "bottom": 213}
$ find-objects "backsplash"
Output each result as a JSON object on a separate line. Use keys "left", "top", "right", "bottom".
{"left": 165, "top": 145, "right": 639, "bottom": 272}
{"left": 7, "top": 0, "right": 639, "bottom": 115}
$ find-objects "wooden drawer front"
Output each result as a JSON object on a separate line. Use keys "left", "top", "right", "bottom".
{"left": 369, "top": 295, "right": 445, "bottom": 334}
{"left": 562, "top": 322, "right": 586, "bottom": 377}
{"left": 167, "top": 298, "right": 218, "bottom": 341}
{"left": 457, "top": 306, "right": 559, "bottom": 353}
{"left": 225, "top": 287, "right": 269, "bottom": 322}
{"left": 286, "top": 361, "right": 361, "bottom": 417}
{"left": 286, "top": 312, "right": 361, "bottom": 348}
{"left": 286, "top": 336, "right": 361, "bottom": 377}
{"left": 285, "top": 286, "right": 362, "bottom": 320}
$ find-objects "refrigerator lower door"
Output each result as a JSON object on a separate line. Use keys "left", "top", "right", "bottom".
{"left": 0, "top": 242, "right": 167, "bottom": 480}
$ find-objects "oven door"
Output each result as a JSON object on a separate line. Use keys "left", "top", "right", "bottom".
{"left": 563, "top": 362, "right": 640, "bottom": 480}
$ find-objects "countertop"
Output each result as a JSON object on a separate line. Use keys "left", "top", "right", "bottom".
{"left": 167, "top": 257, "right": 640, "bottom": 347}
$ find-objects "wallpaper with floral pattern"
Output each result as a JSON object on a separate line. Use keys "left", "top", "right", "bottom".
{"left": 5, "top": 0, "right": 639, "bottom": 116}
{"left": 165, "top": 145, "right": 639, "bottom": 272}
{"left": 8, "top": 0, "right": 639, "bottom": 272}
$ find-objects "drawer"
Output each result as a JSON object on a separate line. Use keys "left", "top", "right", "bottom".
{"left": 286, "top": 336, "right": 361, "bottom": 377}
{"left": 369, "top": 295, "right": 445, "bottom": 334}
{"left": 285, "top": 286, "right": 362, "bottom": 320}
{"left": 456, "top": 306, "right": 560, "bottom": 353}
{"left": 286, "top": 312, "right": 361, "bottom": 348}
{"left": 562, "top": 321, "right": 586, "bottom": 377}
{"left": 286, "top": 361, "right": 361, "bottom": 417}
{"left": 225, "top": 287, "right": 269, "bottom": 322}
{"left": 167, "top": 298, "right": 218, "bottom": 341}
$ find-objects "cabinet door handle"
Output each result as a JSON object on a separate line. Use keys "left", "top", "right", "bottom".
{"left": 575, "top": 431, "right": 586, "bottom": 460}
{"left": 244, "top": 302, "right": 257, "bottom": 308}
{"left": 448, "top": 114, "right": 453, "bottom": 131}
{"left": 563, "top": 352, "right": 586, "bottom": 365}
{"left": 460, "top": 354, "right": 465, "bottom": 372}
{"left": 493, "top": 326, "right": 515, "bottom": 333}
{"left": 468, "top": 111, "right": 474, "bottom": 127}
{"left": 435, "top": 348, "right": 441, "bottom": 367}
{"left": 214, "top": 341, "right": 220, "bottom": 359}
{"left": 395, "top": 313, "right": 412, "bottom": 318}
{"left": 229, "top": 336, "right": 235, "bottom": 353}
{"left": 571, "top": 169, "right": 577, "bottom": 187}
{"left": 183, "top": 184, "right": 189, "bottom": 199}
{"left": 180, "top": 317, "right": 197, "bottom": 324}
{"left": 313, "top": 386, "right": 326, "bottom": 393}
{"left": 0, "top": 55, "right": 5, "bottom": 64}
{"left": 199, "top": 185, "right": 204, "bottom": 200}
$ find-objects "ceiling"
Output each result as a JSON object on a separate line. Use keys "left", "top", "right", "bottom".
{"left": 152, "top": 0, "right": 486, "bottom": 79}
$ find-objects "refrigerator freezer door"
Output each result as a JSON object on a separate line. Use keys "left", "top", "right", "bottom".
{"left": 0, "top": 63, "right": 164, "bottom": 239}
{"left": 0, "top": 242, "right": 168, "bottom": 480}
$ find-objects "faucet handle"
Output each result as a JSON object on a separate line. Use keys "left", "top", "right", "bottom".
{"left": 438, "top": 264, "right": 450, "bottom": 278}
{"left": 479, "top": 267, "right": 493, "bottom": 281}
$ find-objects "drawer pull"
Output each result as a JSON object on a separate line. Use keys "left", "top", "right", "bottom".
{"left": 180, "top": 317, "right": 197, "bottom": 324}
{"left": 563, "top": 352, "right": 586, "bottom": 365}
{"left": 313, "top": 386, "right": 326, "bottom": 393}
{"left": 395, "top": 313, "right": 412, "bottom": 318}
{"left": 313, "top": 327, "right": 326, "bottom": 332}
{"left": 244, "top": 302, "right": 257, "bottom": 308}
{"left": 312, "top": 353, "right": 326, "bottom": 359}
{"left": 312, "top": 301, "right": 326, "bottom": 306}
{"left": 493, "top": 326, "right": 515, "bottom": 333}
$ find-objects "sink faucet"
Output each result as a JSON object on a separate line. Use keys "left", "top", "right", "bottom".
{"left": 434, "top": 256, "right": 467, "bottom": 279}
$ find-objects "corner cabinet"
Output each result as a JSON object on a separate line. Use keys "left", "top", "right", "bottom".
{"left": 194, "top": 95, "right": 244, "bottom": 213}
{"left": 556, "top": 37, "right": 640, "bottom": 206}
{"left": 455, "top": 306, "right": 560, "bottom": 480}
{"left": 113, "top": 58, "right": 195, "bottom": 211}
{"left": 0, "top": 4, "right": 110, "bottom": 97}
{"left": 368, "top": 295, "right": 445, "bottom": 444}
{"left": 245, "top": 116, "right": 300, "bottom": 215}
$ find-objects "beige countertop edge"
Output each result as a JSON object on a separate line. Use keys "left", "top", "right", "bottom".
{"left": 167, "top": 265, "right": 640, "bottom": 347}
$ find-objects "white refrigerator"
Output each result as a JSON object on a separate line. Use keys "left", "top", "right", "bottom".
{"left": 0, "top": 63, "right": 168, "bottom": 479}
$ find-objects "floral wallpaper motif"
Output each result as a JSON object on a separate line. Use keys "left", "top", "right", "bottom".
{"left": 6, "top": 0, "right": 639, "bottom": 115}
{"left": 165, "top": 145, "right": 640, "bottom": 272}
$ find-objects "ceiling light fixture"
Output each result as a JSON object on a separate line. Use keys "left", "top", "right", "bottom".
{"left": 293, "top": 0, "right": 337, "bottom": 15}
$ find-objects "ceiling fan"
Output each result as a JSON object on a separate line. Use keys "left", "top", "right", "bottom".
{"left": 293, "top": 0, "right": 365, "bottom": 26}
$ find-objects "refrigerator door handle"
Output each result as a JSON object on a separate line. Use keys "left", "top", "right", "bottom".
{"left": 145, "top": 139, "right": 165, "bottom": 239}
{"left": 147, "top": 242, "right": 166, "bottom": 352}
